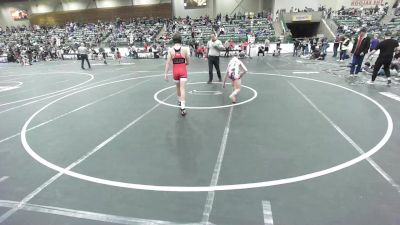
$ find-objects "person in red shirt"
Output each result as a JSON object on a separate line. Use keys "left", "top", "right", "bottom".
{"left": 143, "top": 42, "right": 148, "bottom": 52}
{"left": 229, "top": 39, "right": 235, "bottom": 50}
{"left": 115, "top": 48, "right": 122, "bottom": 64}
{"left": 240, "top": 40, "right": 249, "bottom": 56}
{"left": 241, "top": 40, "right": 249, "bottom": 51}
{"left": 197, "top": 45, "right": 204, "bottom": 58}
{"left": 164, "top": 33, "right": 190, "bottom": 116}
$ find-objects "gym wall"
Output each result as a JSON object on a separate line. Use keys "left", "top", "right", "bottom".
{"left": 29, "top": 4, "right": 172, "bottom": 26}
{"left": 172, "top": 0, "right": 271, "bottom": 18}
{"left": 0, "top": 0, "right": 171, "bottom": 27}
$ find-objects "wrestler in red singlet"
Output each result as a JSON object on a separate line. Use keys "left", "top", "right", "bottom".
{"left": 172, "top": 47, "right": 188, "bottom": 82}
{"left": 164, "top": 33, "right": 190, "bottom": 116}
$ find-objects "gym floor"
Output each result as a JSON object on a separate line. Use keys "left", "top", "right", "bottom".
{"left": 0, "top": 54, "right": 399, "bottom": 225}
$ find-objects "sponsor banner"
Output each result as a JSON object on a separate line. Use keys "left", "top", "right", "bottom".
{"left": 292, "top": 15, "right": 312, "bottom": 21}
{"left": 351, "top": 0, "right": 384, "bottom": 7}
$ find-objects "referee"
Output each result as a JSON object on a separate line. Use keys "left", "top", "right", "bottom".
{"left": 78, "top": 43, "right": 91, "bottom": 70}
{"left": 206, "top": 33, "right": 225, "bottom": 83}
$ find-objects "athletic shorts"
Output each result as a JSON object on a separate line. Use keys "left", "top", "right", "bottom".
{"left": 173, "top": 73, "right": 187, "bottom": 83}
{"left": 229, "top": 72, "right": 240, "bottom": 81}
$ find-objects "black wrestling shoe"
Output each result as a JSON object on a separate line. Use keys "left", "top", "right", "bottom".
{"left": 180, "top": 108, "right": 187, "bottom": 116}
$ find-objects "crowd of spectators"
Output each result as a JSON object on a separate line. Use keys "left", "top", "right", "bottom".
{"left": 2, "top": 3, "right": 399, "bottom": 65}
{"left": 160, "top": 12, "right": 276, "bottom": 59}
{"left": 288, "top": 34, "right": 399, "bottom": 82}
{"left": 291, "top": 37, "right": 330, "bottom": 60}
{"left": 333, "top": 4, "right": 391, "bottom": 36}
{"left": 0, "top": 17, "right": 172, "bottom": 64}
{"left": 0, "top": 20, "right": 111, "bottom": 64}
{"left": 0, "top": 9, "right": 280, "bottom": 64}
{"left": 107, "top": 17, "right": 166, "bottom": 47}
{"left": 324, "top": 3, "right": 400, "bottom": 77}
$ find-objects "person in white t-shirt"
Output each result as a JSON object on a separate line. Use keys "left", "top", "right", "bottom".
{"left": 206, "top": 33, "right": 225, "bottom": 83}
{"left": 264, "top": 38, "right": 270, "bottom": 54}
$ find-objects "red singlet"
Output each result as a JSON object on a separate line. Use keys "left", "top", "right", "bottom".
{"left": 172, "top": 47, "right": 187, "bottom": 81}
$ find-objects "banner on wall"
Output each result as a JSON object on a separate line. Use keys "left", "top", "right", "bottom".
{"left": 10, "top": 8, "right": 29, "bottom": 21}
{"left": 351, "top": 0, "right": 384, "bottom": 7}
{"left": 292, "top": 15, "right": 312, "bottom": 21}
{"left": 184, "top": 0, "right": 207, "bottom": 9}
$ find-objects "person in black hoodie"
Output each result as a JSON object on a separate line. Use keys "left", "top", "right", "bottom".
{"left": 350, "top": 27, "right": 370, "bottom": 75}
{"left": 367, "top": 32, "right": 399, "bottom": 85}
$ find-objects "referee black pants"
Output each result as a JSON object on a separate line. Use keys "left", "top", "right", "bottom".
{"left": 208, "top": 56, "right": 222, "bottom": 82}
{"left": 81, "top": 54, "right": 91, "bottom": 69}
{"left": 372, "top": 57, "right": 391, "bottom": 81}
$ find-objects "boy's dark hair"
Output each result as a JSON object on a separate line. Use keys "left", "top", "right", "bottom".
{"left": 173, "top": 33, "right": 182, "bottom": 44}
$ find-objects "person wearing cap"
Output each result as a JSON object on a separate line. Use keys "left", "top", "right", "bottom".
{"left": 367, "top": 32, "right": 399, "bottom": 85}
{"left": 78, "top": 43, "right": 91, "bottom": 69}
{"left": 350, "top": 27, "right": 370, "bottom": 75}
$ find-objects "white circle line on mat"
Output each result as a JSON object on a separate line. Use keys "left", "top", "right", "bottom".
{"left": 0, "top": 72, "right": 94, "bottom": 107}
{"left": 154, "top": 82, "right": 258, "bottom": 109}
{"left": 20, "top": 73, "right": 393, "bottom": 192}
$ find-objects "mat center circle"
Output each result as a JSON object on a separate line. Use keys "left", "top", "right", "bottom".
{"left": 153, "top": 82, "right": 258, "bottom": 109}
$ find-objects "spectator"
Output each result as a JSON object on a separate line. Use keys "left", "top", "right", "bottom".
{"left": 333, "top": 34, "right": 340, "bottom": 57}
{"left": 116, "top": 48, "right": 122, "bottom": 64}
{"left": 224, "top": 39, "right": 230, "bottom": 57}
{"left": 370, "top": 34, "right": 380, "bottom": 51}
{"left": 321, "top": 37, "right": 329, "bottom": 55}
{"left": 196, "top": 45, "right": 205, "bottom": 58}
{"left": 264, "top": 38, "right": 270, "bottom": 54}
{"left": 131, "top": 45, "right": 138, "bottom": 59}
{"left": 229, "top": 39, "right": 235, "bottom": 51}
{"left": 99, "top": 47, "right": 107, "bottom": 64}
{"left": 339, "top": 35, "right": 351, "bottom": 62}
{"left": 293, "top": 39, "right": 300, "bottom": 57}
{"left": 350, "top": 27, "right": 370, "bottom": 75}
{"left": 258, "top": 45, "right": 265, "bottom": 56}
{"left": 144, "top": 41, "right": 148, "bottom": 52}
{"left": 241, "top": 40, "right": 249, "bottom": 55}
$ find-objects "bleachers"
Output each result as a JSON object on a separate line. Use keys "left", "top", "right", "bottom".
{"left": 0, "top": 15, "right": 277, "bottom": 64}
{"left": 107, "top": 18, "right": 166, "bottom": 47}
{"left": 387, "top": 17, "right": 400, "bottom": 33}
{"left": 163, "top": 16, "right": 275, "bottom": 45}
{"left": 332, "top": 6, "right": 399, "bottom": 36}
